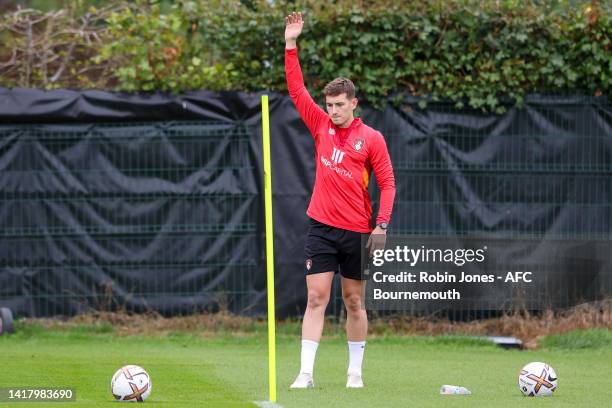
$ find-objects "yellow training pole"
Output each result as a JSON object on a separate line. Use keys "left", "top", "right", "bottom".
{"left": 261, "top": 94, "right": 277, "bottom": 403}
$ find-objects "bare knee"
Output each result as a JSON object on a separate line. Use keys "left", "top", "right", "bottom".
{"left": 343, "top": 294, "right": 363, "bottom": 316}
{"left": 307, "top": 289, "right": 330, "bottom": 310}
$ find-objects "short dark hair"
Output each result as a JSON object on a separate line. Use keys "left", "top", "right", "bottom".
{"left": 323, "top": 77, "right": 355, "bottom": 99}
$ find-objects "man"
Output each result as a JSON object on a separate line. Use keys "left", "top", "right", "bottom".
{"left": 285, "top": 11, "right": 395, "bottom": 389}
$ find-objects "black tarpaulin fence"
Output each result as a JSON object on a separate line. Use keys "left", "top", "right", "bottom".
{"left": 0, "top": 88, "right": 610, "bottom": 317}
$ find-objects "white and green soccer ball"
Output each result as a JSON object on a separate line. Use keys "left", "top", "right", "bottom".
{"left": 518, "top": 362, "right": 557, "bottom": 397}
{"left": 111, "top": 365, "right": 152, "bottom": 402}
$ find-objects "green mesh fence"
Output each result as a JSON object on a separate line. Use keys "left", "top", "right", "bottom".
{"left": 328, "top": 101, "right": 612, "bottom": 317}
{"left": 0, "top": 121, "right": 259, "bottom": 316}
{"left": 1, "top": 99, "right": 610, "bottom": 319}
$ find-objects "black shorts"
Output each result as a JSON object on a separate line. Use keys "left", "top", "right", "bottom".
{"left": 304, "top": 218, "right": 367, "bottom": 280}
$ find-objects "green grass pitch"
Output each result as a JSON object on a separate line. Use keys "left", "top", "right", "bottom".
{"left": 0, "top": 324, "right": 611, "bottom": 407}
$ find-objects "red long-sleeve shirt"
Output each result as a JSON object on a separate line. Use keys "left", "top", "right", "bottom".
{"left": 285, "top": 47, "right": 396, "bottom": 233}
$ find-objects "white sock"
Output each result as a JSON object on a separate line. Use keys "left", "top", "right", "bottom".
{"left": 300, "top": 340, "right": 319, "bottom": 375}
{"left": 347, "top": 341, "right": 366, "bottom": 375}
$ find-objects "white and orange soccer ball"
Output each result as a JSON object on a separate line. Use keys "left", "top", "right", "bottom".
{"left": 111, "top": 365, "right": 152, "bottom": 402}
{"left": 518, "top": 362, "right": 557, "bottom": 397}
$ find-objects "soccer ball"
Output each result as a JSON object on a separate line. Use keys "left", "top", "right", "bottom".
{"left": 518, "top": 362, "right": 557, "bottom": 397}
{"left": 111, "top": 365, "right": 152, "bottom": 402}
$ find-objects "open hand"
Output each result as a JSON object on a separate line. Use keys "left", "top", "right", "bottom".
{"left": 285, "top": 11, "right": 304, "bottom": 45}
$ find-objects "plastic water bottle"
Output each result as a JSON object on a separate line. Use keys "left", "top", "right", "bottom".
{"left": 440, "top": 385, "right": 471, "bottom": 395}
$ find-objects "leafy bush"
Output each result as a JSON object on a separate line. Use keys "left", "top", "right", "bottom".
{"left": 1, "top": 0, "right": 610, "bottom": 111}
{"left": 94, "top": 0, "right": 238, "bottom": 91}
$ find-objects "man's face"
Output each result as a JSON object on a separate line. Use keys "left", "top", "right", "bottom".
{"left": 325, "top": 93, "right": 357, "bottom": 128}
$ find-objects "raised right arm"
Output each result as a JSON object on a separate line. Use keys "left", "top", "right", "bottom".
{"left": 285, "top": 12, "right": 328, "bottom": 137}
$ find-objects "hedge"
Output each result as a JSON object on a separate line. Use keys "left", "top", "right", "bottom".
{"left": 1, "top": 0, "right": 610, "bottom": 111}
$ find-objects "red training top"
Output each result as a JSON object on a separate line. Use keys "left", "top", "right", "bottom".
{"left": 285, "top": 47, "right": 396, "bottom": 233}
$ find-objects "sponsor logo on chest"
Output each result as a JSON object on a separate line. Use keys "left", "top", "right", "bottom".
{"left": 331, "top": 147, "right": 345, "bottom": 164}
{"left": 320, "top": 147, "right": 353, "bottom": 179}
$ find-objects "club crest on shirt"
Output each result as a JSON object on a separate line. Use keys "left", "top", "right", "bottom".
{"left": 328, "top": 127, "right": 335, "bottom": 135}
{"left": 354, "top": 138, "right": 364, "bottom": 151}
{"left": 305, "top": 259, "right": 312, "bottom": 270}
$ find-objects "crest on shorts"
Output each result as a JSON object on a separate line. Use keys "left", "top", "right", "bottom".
{"left": 305, "top": 259, "right": 312, "bottom": 270}
{"left": 354, "top": 138, "right": 364, "bottom": 151}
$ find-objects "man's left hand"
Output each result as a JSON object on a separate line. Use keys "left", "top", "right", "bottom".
{"left": 366, "top": 226, "right": 387, "bottom": 257}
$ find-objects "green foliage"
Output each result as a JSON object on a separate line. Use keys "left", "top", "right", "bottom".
{"left": 94, "top": 0, "right": 238, "bottom": 91}
{"left": 1, "top": 0, "right": 610, "bottom": 110}
{"left": 540, "top": 328, "right": 612, "bottom": 349}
